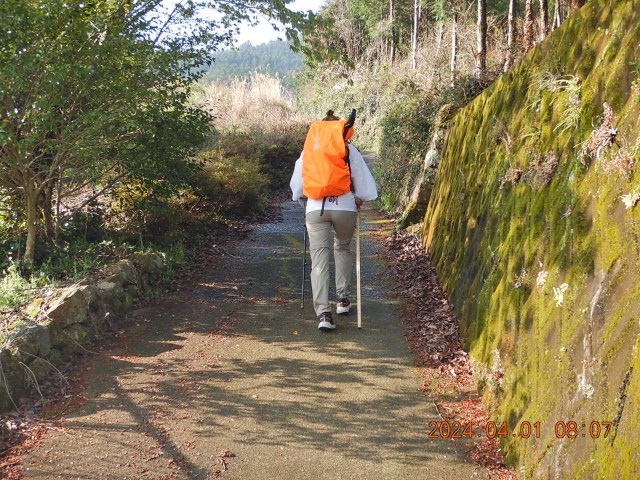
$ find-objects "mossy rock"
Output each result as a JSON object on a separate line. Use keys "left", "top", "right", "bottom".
{"left": 5, "top": 320, "right": 51, "bottom": 361}
{"left": 111, "top": 259, "right": 139, "bottom": 287}
{"left": 131, "top": 252, "right": 165, "bottom": 280}
{"left": 397, "top": 202, "right": 427, "bottom": 230}
{"left": 45, "top": 285, "right": 97, "bottom": 328}
{"left": 26, "top": 357, "right": 53, "bottom": 382}
{"left": 97, "top": 283, "right": 134, "bottom": 314}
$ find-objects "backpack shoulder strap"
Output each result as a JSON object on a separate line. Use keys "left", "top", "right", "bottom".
{"left": 344, "top": 143, "right": 355, "bottom": 194}
{"left": 343, "top": 109, "right": 357, "bottom": 195}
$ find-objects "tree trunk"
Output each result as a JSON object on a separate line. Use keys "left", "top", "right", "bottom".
{"left": 55, "top": 168, "right": 63, "bottom": 241}
{"left": 450, "top": 13, "right": 458, "bottom": 87}
{"left": 523, "top": 0, "right": 534, "bottom": 52}
{"left": 431, "top": 21, "right": 445, "bottom": 85}
{"left": 389, "top": 0, "right": 396, "bottom": 64}
{"left": 411, "top": 0, "right": 420, "bottom": 70}
{"left": 24, "top": 186, "right": 39, "bottom": 271}
{"left": 475, "top": 0, "right": 487, "bottom": 80}
{"left": 553, "top": 0, "right": 563, "bottom": 29}
{"left": 435, "top": 21, "right": 444, "bottom": 58}
{"left": 504, "top": 0, "right": 517, "bottom": 72}
{"left": 539, "top": 0, "right": 549, "bottom": 41}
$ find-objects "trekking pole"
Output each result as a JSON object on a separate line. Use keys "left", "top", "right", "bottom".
{"left": 301, "top": 200, "right": 308, "bottom": 309}
{"left": 356, "top": 204, "right": 362, "bottom": 329}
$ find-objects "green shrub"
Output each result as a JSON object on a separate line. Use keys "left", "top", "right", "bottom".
{"left": 374, "top": 71, "right": 496, "bottom": 213}
{"left": 39, "top": 238, "right": 136, "bottom": 282}
{"left": 108, "top": 184, "right": 187, "bottom": 244}
{"left": 376, "top": 93, "right": 437, "bottom": 212}
{"left": 259, "top": 130, "right": 306, "bottom": 188}
{"left": 195, "top": 151, "right": 270, "bottom": 216}
{"left": 211, "top": 129, "right": 305, "bottom": 189}
{"left": 0, "top": 264, "right": 37, "bottom": 310}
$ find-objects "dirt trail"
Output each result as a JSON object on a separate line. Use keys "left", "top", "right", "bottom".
{"left": 19, "top": 175, "right": 483, "bottom": 479}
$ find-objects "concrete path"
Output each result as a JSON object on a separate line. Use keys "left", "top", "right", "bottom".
{"left": 21, "top": 190, "right": 481, "bottom": 479}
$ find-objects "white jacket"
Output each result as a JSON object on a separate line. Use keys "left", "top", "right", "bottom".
{"left": 290, "top": 144, "right": 378, "bottom": 214}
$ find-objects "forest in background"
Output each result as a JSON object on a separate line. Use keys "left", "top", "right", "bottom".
{"left": 199, "top": 40, "right": 303, "bottom": 88}
{"left": 294, "top": 0, "right": 589, "bottom": 213}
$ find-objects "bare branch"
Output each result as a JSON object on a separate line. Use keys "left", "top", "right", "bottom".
{"left": 152, "top": 0, "right": 186, "bottom": 46}
{"left": 56, "top": 172, "right": 128, "bottom": 225}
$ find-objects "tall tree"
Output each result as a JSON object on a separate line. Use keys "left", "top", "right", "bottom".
{"left": 451, "top": 12, "right": 458, "bottom": 87}
{"left": 553, "top": 0, "right": 565, "bottom": 29}
{"left": 504, "top": 0, "right": 517, "bottom": 72}
{"left": 315, "top": 0, "right": 414, "bottom": 67}
{"left": 523, "top": 0, "right": 535, "bottom": 52}
{"left": 411, "top": 0, "right": 422, "bottom": 70}
{"left": 428, "top": 0, "right": 455, "bottom": 86}
{"left": 430, "top": 20, "right": 445, "bottom": 85}
{"left": 389, "top": 0, "right": 396, "bottom": 63}
{"left": 475, "top": 0, "right": 487, "bottom": 79}
{"left": 0, "top": 0, "right": 319, "bottom": 268}
{"left": 539, "top": 0, "right": 549, "bottom": 40}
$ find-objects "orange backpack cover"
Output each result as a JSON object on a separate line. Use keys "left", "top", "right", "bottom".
{"left": 301, "top": 120, "right": 353, "bottom": 200}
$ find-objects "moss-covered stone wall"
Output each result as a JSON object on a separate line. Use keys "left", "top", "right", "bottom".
{"left": 422, "top": 0, "right": 640, "bottom": 477}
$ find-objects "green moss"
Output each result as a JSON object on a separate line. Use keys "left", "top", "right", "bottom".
{"left": 422, "top": 0, "right": 640, "bottom": 474}
{"left": 591, "top": 331, "right": 640, "bottom": 479}
{"left": 602, "top": 318, "right": 637, "bottom": 364}
{"left": 602, "top": 285, "right": 640, "bottom": 343}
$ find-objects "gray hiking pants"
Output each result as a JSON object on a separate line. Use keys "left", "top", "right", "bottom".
{"left": 306, "top": 209, "right": 358, "bottom": 317}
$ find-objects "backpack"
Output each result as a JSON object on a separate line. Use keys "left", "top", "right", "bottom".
{"left": 301, "top": 119, "right": 354, "bottom": 203}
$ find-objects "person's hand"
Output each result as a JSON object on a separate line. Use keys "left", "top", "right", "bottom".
{"left": 298, "top": 197, "right": 308, "bottom": 208}
{"left": 355, "top": 199, "right": 363, "bottom": 211}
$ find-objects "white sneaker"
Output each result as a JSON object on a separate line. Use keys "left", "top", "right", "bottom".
{"left": 318, "top": 312, "right": 336, "bottom": 330}
{"left": 336, "top": 298, "right": 351, "bottom": 315}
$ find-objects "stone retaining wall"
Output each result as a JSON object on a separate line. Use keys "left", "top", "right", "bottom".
{"left": 0, "top": 252, "right": 166, "bottom": 413}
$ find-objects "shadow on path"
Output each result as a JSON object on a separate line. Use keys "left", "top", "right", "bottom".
{"left": 21, "top": 190, "right": 481, "bottom": 479}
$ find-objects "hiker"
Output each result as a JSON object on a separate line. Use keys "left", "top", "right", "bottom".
{"left": 290, "top": 110, "right": 378, "bottom": 330}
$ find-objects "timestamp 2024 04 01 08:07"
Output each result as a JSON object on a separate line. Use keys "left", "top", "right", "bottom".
{"left": 427, "top": 421, "right": 613, "bottom": 439}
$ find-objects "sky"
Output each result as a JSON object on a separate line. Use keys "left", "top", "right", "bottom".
{"left": 234, "top": 0, "right": 327, "bottom": 46}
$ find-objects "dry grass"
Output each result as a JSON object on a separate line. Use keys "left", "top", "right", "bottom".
{"left": 578, "top": 102, "right": 617, "bottom": 164}
{"left": 194, "top": 72, "right": 310, "bottom": 133}
{"left": 499, "top": 167, "right": 522, "bottom": 190}
{"left": 577, "top": 102, "right": 638, "bottom": 176}
{"left": 523, "top": 151, "right": 560, "bottom": 190}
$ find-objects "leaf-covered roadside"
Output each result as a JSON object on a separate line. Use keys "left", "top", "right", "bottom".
{"left": 0, "top": 366, "right": 86, "bottom": 480}
{"left": 380, "top": 229, "right": 516, "bottom": 479}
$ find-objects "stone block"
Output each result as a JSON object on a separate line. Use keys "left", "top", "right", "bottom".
{"left": 46, "top": 285, "right": 98, "bottom": 327}
{"left": 6, "top": 321, "right": 51, "bottom": 361}
{"left": 131, "top": 252, "right": 164, "bottom": 280}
